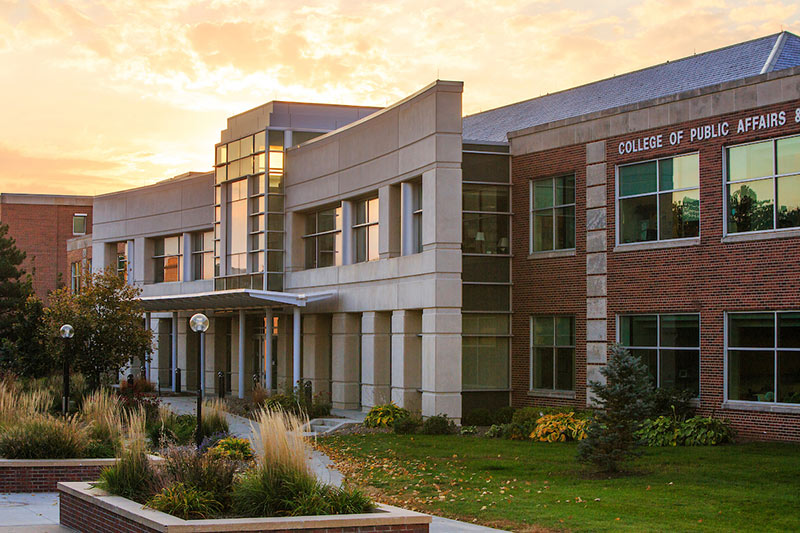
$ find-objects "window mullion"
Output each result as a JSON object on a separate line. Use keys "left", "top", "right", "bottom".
{"left": 774, "top": 311, "right": 779, "bottom": 404}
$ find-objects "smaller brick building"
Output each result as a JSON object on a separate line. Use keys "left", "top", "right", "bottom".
{"left": 0, "top": 194, "right": 93, "bottom": 302}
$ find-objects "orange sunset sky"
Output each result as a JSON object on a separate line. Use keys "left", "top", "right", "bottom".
{"left": 0, "top": 0, "right": 798, "bottom": 196}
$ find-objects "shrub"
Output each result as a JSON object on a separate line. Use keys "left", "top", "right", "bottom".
{"left": 262, "top": 382, "right": 331, "bottom": 420}
{"left": 652, "top": 388, "right": 696, "bottom": 418}
{"left": 577, "top": 344, "right": 655, "bottom": 472}
{"left": 462, "top": 408, "right": 493, "bottom": 426}
{"left": 493, "top": 406, "right": 516, "bottom": 424}
{"left": 148, "top": 408, "right": 197, "bottom": 448}
{"left": 485, "top": 424, "right": 505, "bottom": 438}
{"left": 530, "top": 413, "right": 589, "bottom": 442}
{"left": 198, "top": 431, "right": 229, "bottom": 454}
{"left": 637, "top": 415, "right": 734, "bottom": 447}
{"left": 251, "top": 408, "right": 310, "bottom": 476}
{"left": 421, "top": 414, "right": 455, "bottom": 435}
{"left": 460, "top": 425, "right": 477, "bottom": 436}
{"left": 393, "top": 415, "right": 421, "bottom": 435}
{"left": 363, "top": 403, "right": 410, "bottom": 428}
{"left": 200, "top": 398, "right": 229, "bottom": 438}
{"left": 502, "top": 422, "right": 530, "bottom": 440}
{"left": 119, "top": 377, "right": 155, "bottom": 395}
{"left": 118, "top": 392, "right": 161, "bottom": 424}
{"left": 510, "top": 407, "right": 540, "bottom": 435}
{"left": 148, "top": 482, "right": 222, "bottom": 520}
{"left": 207, "top": 437, "right": 253, "bottom": 461}
{"left": 0, "top": 414, "right": 88, "bottom": 459}
{"left": 155, "top": 445, "right": 239, "bottom": 508}
{"left": 97, "top": 409, "right": 155, "bottom": 502}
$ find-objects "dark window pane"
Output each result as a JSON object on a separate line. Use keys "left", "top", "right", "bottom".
{"left": 267, "top": 231, "right": 283, "bottom": 250}
{"left": 660, "top": 315, "right": 699, "bottom": 347}
{"left": 354, "top": 226, "right": 366, "bottom": 263}
{"left": 728, "top": 349, "right": 774, "bottom": 401}
{"left": 729, "top": 313, "right": 774, "bottom": 348}
{"left": 659, "top": 190, "right": 699, "bottom": 239}
{"left": 533, "top": 316, "right": 554, "bottom": 346}
{"left": 621, "top": 315, "right": 657, "bottom": 346}
{"left": 619, "top": 161, "right": 657, "bottom": 196}
{"left": 463, "top": 184, "right": 510, "bottom": 212}
{"left": 463, "top": 337, "right": 509, "bottom": 389}
{"left": 631, "top": 348, "right": 657, "bottom": 385}
{"left": 267, "top": 195, "right": 283, "bottom": 213}
{"left": 778, "top": 351, "right": 800, "bottom": 404}
{"left": 304, "top": 238, "right": 316, "bottom": 269}
{"left": 463, "top": 213, "right": 509, "bottom": 254}
{"left": 462, "top": 153, "right": 509, "bottom": 183}
{"left": 240, "top": 135, "right": 253, "bottom": 157}
{"left": 267, "top": 214, "right": 284, "bottom": 232}
{"left": 554, "top": 206, "right": 575, "bottom": 249}
{"left": 267, "top": 273, "right": 283, "bottom": 291}
{"left": 620, "top": 195, "right": 658, "bottom": 243}
{"left": 533, "top": 209, "right": 554, "bottom": 251}
{"left": 659, "top": 154, "right": 699, "bottom": 190}
{"left": 728, "top": 141, "right": 773, "bottom": 182}
{"left": 556, "top": 347, "right": 574, "bottom": 390}
{"left": 355, "top": 199, "right": 367, "bottom": 225}
{"left": 318, "top": 208, "right": 338, "bottom": 232}
{"left": 293, "top": 131, "right": 324, "bottom": 146}
{"left": 533, "top": 347, "right": 554, "bottom": 389}
{"left": 777, "top": 136, "right": 800, "bottom": 175}
{"left": 555, "top": 175, "right": 575, "bottom": 205}
{"left": 463, "top": 256, "right": 509, "bottom": 283}
{"left": 463, "top": 314, "right": 509, "bottom": 335}
{"left": 267, "top": 251, "right": 283, "bottom": 272}
{"left": 777, "top": 174, "right": 800, "bottom": 229}
{"left": 728, "top": 179, "right": 774, "bottom": 232}
{"left": 660, "top": 349, "right": 699, "bottom": 395}
{"left": 463, "top": 284, "right": 509, "bottom": 311}
{"left": 533, "top": 179, "right": 554, "bottom": 209}
{"left": 778, "top": 313, "right": 800, "bottom": 348}
{"left": 268, "top": 130, "right": 283, "bottom": 150}
{"left": 556, "top": 317, "right": 574, "bottom": 346}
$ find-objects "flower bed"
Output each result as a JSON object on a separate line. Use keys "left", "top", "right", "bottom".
{"left": 59, "top": 482, "right": 431, "bottom": 533}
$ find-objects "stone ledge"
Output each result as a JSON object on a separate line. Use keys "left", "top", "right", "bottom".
{"left": 527, "top": 389, "right": 577, "bottom": 400}
{"left": 59, "top": 481, "right": 432, "bottom": 533}
{"left": 527, "top": 249, "right": 576, "bottom": 260}
{"left": 721, "top": 401, "right": 800, "bottom": 415}
{"left": 721, "top": 228, "right": 800, "bottom": 243}
{"left": 613, "top": 238, "right": 700, "bottom": 253}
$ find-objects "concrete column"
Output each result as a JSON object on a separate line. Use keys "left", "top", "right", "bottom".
{"left": 285, "top": 211, "right": 305, "bottom": 272}
{"left": 171, "top": 312, "right": 178, "bottom": 392}
{"left": 293, "top": 307, "right": 301, "bottom": 388}
{"left": 91, "top": 242, "right": 116, "bottom": 274}
{"left": 361, "top": 311, "right": 391, "bottom": 410}
{"left": 182, "top": 232, "right": 192, "bottom": 281}
{"left": 391, "top": 310, "right": 422, "bottom": 411}
{"left": 144, "top": 312, "right": 152, "bottom": 381}
{"left": 265, "top": 309, "right": 273, "bottom": 392}
{"left": 422, "top": 167, "right": 461, "bottom": 250}
{"left": 177, "top": 314, "right": 190, "bottom": 388}
{"left": 341, "top": 200, "right": 354, "bottom": 265}
{"left": 379, "top": 185, "right": 401, "bottom": 259}
{"left": 421, "top": 307, "right": 462, "bottom": 420}
{"left": 238, "top": 309, "right": 246, "bottom": 399}
{"left": 203, "top": 317, "right": 216, "bottom": 395}
{"left": 302, "top": 314, "right": 331, "bottom": 395}
{"left": 126, "top": 240, "right": 135, "bottom": 285}
{"left": 401, "top": 182, "right": 415, "bottom": 256}
{"left": 331, "top": 313, "right": 361, "bottom": 410}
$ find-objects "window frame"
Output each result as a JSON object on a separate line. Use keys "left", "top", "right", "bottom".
{"left": 529, "top": 315, "right": 576, "bottom": 393}
{"left": 72, "top": 214, "right": 88, "bottom": 235}
{"left": 191, "top": 230, "right": 214, "bottom": 281}
{"left": 353, "top": 196, "right": 379, "bottom": 263}
{"left": 529, "top": 175, "right": 576, "bottom": 254}
{"left": 152, "top": 235, "right": 182, "bottom": 283}
{"left": 723, "top": 133, "right": 800, "bottom": 236}
{"left": 617, "top": 312, "right": 701, "bottom": 397}
{"left": 411, "top": 182, "right": 423, "bottom": 254}
{"left": 615, "top": 152, "right": 701, "bottom": 246}
{"left": 724, "top": 311, "right": 800, "bottom": 407}
{"left": 302, "top": 205, "right": 342, "bottom": 269}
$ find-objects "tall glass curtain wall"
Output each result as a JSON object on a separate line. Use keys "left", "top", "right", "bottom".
{"left": 214, "top": 129, "right": 323, "bottom": 290}
{"left": 461, "top": 148, "right": 512, "bottom": 392}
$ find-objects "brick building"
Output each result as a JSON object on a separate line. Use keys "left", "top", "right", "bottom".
{"left": 0, "top": 194, "right": 93, "bottom": 302}
{"left": 462, "top": 32, "right": 800, "bottom": 440}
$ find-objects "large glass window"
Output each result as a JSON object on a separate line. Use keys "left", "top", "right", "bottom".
{"left": 227, "top": 179, "right": 248, "bottom": 275}
{"left": 620, "top": 314, "right": 700, "bottom": 395}
{"left": 70, "top": 262, "right": 82, "bottom": 294}
{"left": 728, "top": 312, "right": 800, "bottom": 404}
{"left": 463, "top": 314, "right": 510, "bottom": 390}
{"left": 530, "top": 316, "right": 575, "bottom": 391}
{"left": 72, "top": 214, "right": 87, "bottom": 235}
{"left": 412, "top": 182, "right": 423, "bottom": 254}
{"left": 153, "top": 235, "right": 182, "bottom": 283}
{"left": 192, "top": 231, "right": 214, "bottom": 280}
{"left": 463, "top": 184, "right": 511, "bottom": 254}
{"left": 303, "top": 205, "right": 342, "bottom": 269}
{"left": 726, "top": 135, "right": 800, "bottom": 233}
{"left": 618, "top": 154, "right": 700, "bottom": 243}
{"left": 530, "top": 175, "right": 575, "bottom": 252}
{"left": 354, "top": 197, "right": 379, "bottom": 263}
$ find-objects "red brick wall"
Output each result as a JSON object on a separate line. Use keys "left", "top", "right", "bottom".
{"left": 0, "top": 464, "right": 106, "bottom": 492}
{"left": 512, "top": 99, "right": 800, "bottom": 441}
{"left": 0, "top": 201, "right": 92, "bottom": 302}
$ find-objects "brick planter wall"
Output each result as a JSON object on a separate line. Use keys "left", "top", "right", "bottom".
{"left": 0, "top": 459, "right": 115, "bottom": 492}
{"left": 58, "top": 482, "right": 430, "bottom": 533}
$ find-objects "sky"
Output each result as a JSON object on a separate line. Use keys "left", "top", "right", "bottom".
{"left": 0, "top": 0, "right": 798, "bottom": 196}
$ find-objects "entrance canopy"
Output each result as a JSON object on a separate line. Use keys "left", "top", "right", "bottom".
{"left": 139, "top": 288, "right": 335, "bottom": 312}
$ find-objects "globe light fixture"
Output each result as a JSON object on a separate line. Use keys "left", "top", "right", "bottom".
{"left": 189, "top": 313, "right": 209, "bottom": 333}
{"left": 60, "top": 324, "right": 74, "bottom": 339}
{"left": 60, "top": 324, "right": 74, "bottom": 416}
{"left": 189, "top": 313, "right": 209, "bottom": 446}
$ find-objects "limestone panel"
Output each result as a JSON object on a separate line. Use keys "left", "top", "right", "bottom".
{"left": 586, "top": 141, "right": 606, "bottom": 164}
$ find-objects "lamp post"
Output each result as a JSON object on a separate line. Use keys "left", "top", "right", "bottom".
{"left": 189, "top": 313, "right": 209, "bottom": 447}
{"left": 59, "top": 324, "right": 74, "bottom": 417}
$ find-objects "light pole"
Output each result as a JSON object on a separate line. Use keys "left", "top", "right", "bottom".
{"left": 59, "top": 324, "right": 74, "bottom": 417}
{"left": 189, "top": 313, "right": 209, "bottom": 447}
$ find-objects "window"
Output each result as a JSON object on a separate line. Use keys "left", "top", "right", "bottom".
{"left": 463, "top": 313, "right": 510, "bottom": 390}
{"left": 227, "top": 179, "right": 248, "bottom": 275}
{"left": 412, "top": 183, "right": 422, "bottom": 254}
{"left": 303, "top": 205, "right": 342, "bottom": 269}
{"left": 192, "top": 231, "right": 214, "bottom": 280}
{"left": 354, "top": 197, "right": 379, "bottom": 263}
{"left": 464, "top": 185, "right": 510, "bottom": 254}
{"left": 618, "top": 154, "right": 699, "bottom": 244}
{"left": 530, "top": 176, "right": 575, "bottom": 252}
{"left": 727, "top": 312, "right": 800, "bottom": 404}
{"left": 726, "top": 135, "right": 800, "bottom": 233}
{"left": 530, "top": 316, "right": 575, "bottom": 391}
{"left": 116, "top": 253, "right": 127, "bottom": 282}
{"left": 72, "top": 214, "right": 87, "bottom": 235}
{"left": 70, "top": 262, "right": 82, "bottom": 294}
{"left": 620, "top": 314, "right": 700, "bottom": 395}
{"left": 153, "top": 235, "right": 182, "bottom": 283}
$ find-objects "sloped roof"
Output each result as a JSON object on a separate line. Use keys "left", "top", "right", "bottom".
{"left": 463, "top": 32, "right": 800, "bottom": 143}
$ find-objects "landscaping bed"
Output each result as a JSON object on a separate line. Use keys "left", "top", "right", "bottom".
{"left": 59, "top": 481, "right": 430, "bottom": 533}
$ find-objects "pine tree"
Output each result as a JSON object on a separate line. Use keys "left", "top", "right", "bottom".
{"left": 0, "top": 222, "right": 29, "bottom": 338}
{"left": 577, "top": 343, "right": 655, "bottom": 472}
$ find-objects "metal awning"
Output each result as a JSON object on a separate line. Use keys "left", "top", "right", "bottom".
{"left": 139, "top": 288, "right": 335, "bottom": 312}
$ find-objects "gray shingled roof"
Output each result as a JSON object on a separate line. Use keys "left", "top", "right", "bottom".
{"left": 463, "top": 32, "right": 800, "bottom": 143}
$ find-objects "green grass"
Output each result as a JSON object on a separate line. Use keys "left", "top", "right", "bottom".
{"left": 317, "top": 435, "right": 800, "bottom": 532}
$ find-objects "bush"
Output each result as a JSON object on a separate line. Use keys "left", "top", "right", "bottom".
{"left": 485, "top": 424, "right": 505, "bottom": 438}
{"left": 637, "top": 415, "right": 734, "bottom": 447}
{"left": 460, "top": 425, "right": 477, "bottom": 436}
{"left": 262, "top": 382, "right": 331, "bottom": 420}
{"left": 421, "top": 414, "right": 455, "bottom": 435}
{"left": 198, "top": 431, "right": 229, "bottom": 454}
{"left": 652, "top": 388, "right": 696, "bottom": 418}
{"left": 493, "top": 406, "right": 516, "bottom": 424}
{"left": 156, "top": 445, "right": 239, "bottom": 508}
{"left": 200, "top": 398, "right": 229, "bottom": 439}
{"left": 577, "top": 344, "right": 655, "bottom": 472}
{"left": 97, "top": 408, "right": 154, "bottom": 502}
{"left": 363, "top": 403, "right": 410, "bottom": 428}
{"left": 530, "top": 413, "right": 589, "bottom": 442}
{"left": 0, "top": 415, "right": 88, "bottom": 459}
{"left": 207, "top": 436, "right": 254, "bottom": 461}
{"left": 148, "top": 409, "right": 197, "bottom": 448}
{"left": 462, "top": 408, "right": 493, "bottom": 426}
{"left": 119, "top": 378, "right": 156, "bottom": 395}
{"left": 118, "top": 392, "right": 161, "bottom": 424}
{"left": 393, "top": 415, "right": 421, "bottom": 435}
{"left": 148, "top": 482, "right": 222, "bottom": 520}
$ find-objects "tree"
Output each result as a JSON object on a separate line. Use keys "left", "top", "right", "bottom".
{"left": 577, "top": 343, "right": 655, "bottom": 472}
{"left": 44, "top": 267, "right": 153, "bottom": 388}
{"left": 0, "top": 222, "right": 30, "bottom": 339}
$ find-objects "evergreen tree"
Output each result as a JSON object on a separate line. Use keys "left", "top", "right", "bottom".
{"left": 577, "top": 343, "right": 655, "bottom": 472}
{"left": 0, "top": 222, "right": 29, "bottom": 338}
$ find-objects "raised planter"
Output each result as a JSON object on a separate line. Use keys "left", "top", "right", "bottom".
{"left": 0, "top": 455, "right": 162, "bottom": 492}
{"left": 59, "top": 481, "right": 431, "bottom": 533}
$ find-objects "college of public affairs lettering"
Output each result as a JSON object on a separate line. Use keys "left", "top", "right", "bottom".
{"left": 618, "top": 107, "right": 800, "bottom": 155}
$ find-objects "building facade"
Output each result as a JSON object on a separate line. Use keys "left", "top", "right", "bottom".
{"left": 0, "top": 193, "right": 93, "bottom": 301}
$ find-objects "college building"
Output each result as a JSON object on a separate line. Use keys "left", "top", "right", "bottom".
{"left": 63, "top": 32, "right": 800, "bottom": 440}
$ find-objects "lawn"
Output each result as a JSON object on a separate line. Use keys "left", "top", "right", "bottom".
{"left": 316, "top": 435, "right": 800, "bottom": 532}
